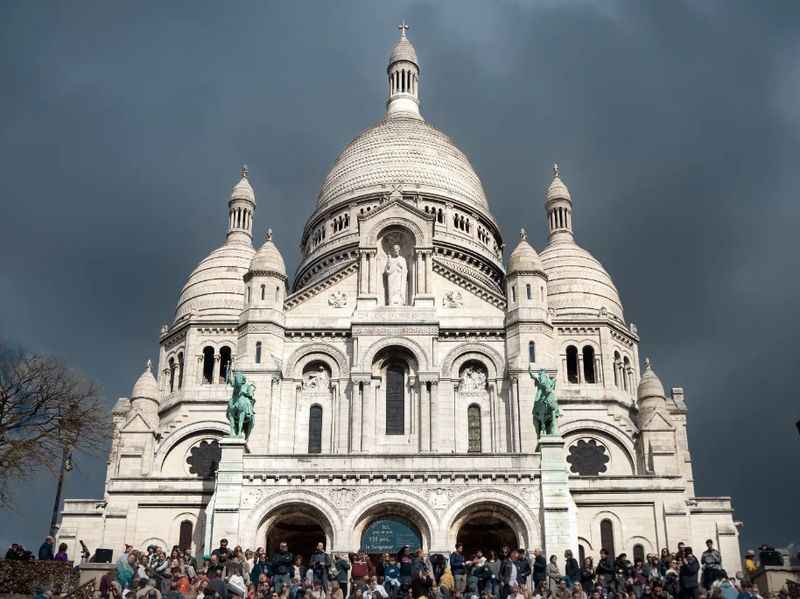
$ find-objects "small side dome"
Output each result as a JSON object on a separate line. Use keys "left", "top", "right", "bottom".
{"left": 131, "top": 360, "right": 159, "bottom": 399}
{"left": 231, "top": 165, "right": 255, "bottom": 203}
{"left": 637, "top": 358, "right": 666, "bottom": 403}
{"left": 389, "top": 23, "right": 418, "bottom": 66}
{"left": 249, "top": 229, "right": 287, "bottom": 277}
{"left": 547, "top": 164, "right": 571, "bottom": 202}
{"left": 508, "top": 229, "right": 544, "bottom": 274}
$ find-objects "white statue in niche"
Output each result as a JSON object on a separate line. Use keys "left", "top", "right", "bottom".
{"left": 384, "top": 243, "right": 408, "bottom": 306}
{"left": 459, "top": 366, "right": 487, "bottom": 393}
{"left": 304, "top": 366, "right": 330, "bottom": 391}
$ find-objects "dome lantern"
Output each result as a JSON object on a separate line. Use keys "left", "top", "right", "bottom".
{"left": 545, "top": 163, "right": 574, "bottom": 242}
{"left": 386, "top": 22, "right": 422, "bottom": 120}
{"left": 227, "top": 165, "right": 256, "bottom": 245}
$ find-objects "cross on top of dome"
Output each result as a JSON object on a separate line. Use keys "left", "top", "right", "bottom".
{"left": 398, "top": 20, "right": 409, "bottom": 39}
{"left": 240, "top": 164, "right": 249, "bottom": 179}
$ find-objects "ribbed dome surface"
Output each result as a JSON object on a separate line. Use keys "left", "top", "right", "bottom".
{"left": 175, "top": 242, "right": 255, "bottom": 322}
{"left": 317, "top": 117, "right": 489, "bottom": 210}
{"left": 389, "top": 37, "right": 418, "bottom": 65}
{"left": 131, "top": 363, "right": 159, "bottom": 399}
{"left": 508, "top": 237, "right": 544, "bottom": 274}
{"left": 547, "top": 174, "right": 571, "bottom": 202}
{"left": 249, "top": 235, "right": 286, "bottom": 277}
{"left": 231, "top": 175, "right": 254, "bottom": 202}
{"left": 638, "top": 360, "right": 666, "bottom": 402}
{"left": 540, "top": 240, "right": 624, "bottom": 319}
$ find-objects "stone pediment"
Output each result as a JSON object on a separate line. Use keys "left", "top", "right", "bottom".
{"left": 120, "top": 411, "right": 155, "bottom": 434}
{"left": 360, "top": 198, "right": 434, "bottom": 248}
{"left": 640, "top": 410, "right": 675, "bottom": 432}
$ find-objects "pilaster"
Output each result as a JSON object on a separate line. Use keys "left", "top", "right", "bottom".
{"left": 210, "top": 437, "right": 248, "bottom": 547}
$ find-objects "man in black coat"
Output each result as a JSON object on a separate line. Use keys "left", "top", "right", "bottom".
{"left": 532, "top": 549, "right": 548, "bottom": 590}
{"left": 271, "top": 541, "right": 294, "bottom": 594}
{"left": 679, "top": 547, "right": 700, "bottom": 599}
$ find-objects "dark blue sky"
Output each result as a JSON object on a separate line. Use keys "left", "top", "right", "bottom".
{"left": 1, "top": 1, "right": 798, "bottom": 555}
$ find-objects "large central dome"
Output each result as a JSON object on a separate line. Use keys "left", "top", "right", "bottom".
{"left": 317, "top": 116, "right": 489, "bottom": 210}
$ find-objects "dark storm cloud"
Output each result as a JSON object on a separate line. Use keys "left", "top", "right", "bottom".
{"left": 1, "top": 1, "right": 797, "bottom": 553}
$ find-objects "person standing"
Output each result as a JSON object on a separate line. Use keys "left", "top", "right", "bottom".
{"left": 532, "top": 550, "right": 547, "bottom": 591}
{"left": 271, "top": 542, "right": 294, "bottom": 594}
{"left": 450, "top": 543, "right": 467, "bottom": 595}
{"left": 701, "top": 540, "right": 722, "bottom": 590}
{"left": 310, "top": 542, "right": 331, "bottom": 591}
{"left": 38, "top": 536, "right": 56, "bottom": 560}
{"left": 54, "top": 542, "right": 69, "bottom": 561}
{"left": 678, "top": 547, "right": 700, "bottom": 599}
{"left": 335, "top": 554, "right": 351, "bottom": 598}
{"left": 564, "top": 551, "right": 580, "bottom": 588}
{"left": 547, "top": 556, "right": 561, "bottom": 594}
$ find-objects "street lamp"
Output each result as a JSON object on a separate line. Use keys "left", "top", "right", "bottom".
{"left": 49, "top": 409, "right": 79, "bottom": 537}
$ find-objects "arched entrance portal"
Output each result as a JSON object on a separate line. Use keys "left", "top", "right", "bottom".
{"left": 354, "top": 501, "right": 431, "bottom": 566}
{"left": 264, "top": 504, "right": 331, "bottom": 563}
{"left": 452, "top": 503, "right": 523, "bottom": 557}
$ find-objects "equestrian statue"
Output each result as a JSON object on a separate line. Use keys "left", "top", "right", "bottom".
{"left": 529, "top": 365, "right": 560, "bottom": 437}
{"left": 225, "top": 363, "right": 256, "bottom": 440}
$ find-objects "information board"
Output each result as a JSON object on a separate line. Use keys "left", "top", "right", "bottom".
{"left": 361, "top": 517, "right": 421, "bottom": 553}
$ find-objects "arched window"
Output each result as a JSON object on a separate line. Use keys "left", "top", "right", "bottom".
{"left": 578, "top": 544, "right": 586, "bottom": 567}
{"left": 526, "top": 284, "right": 532, "bottom": 300}
{"left": 566, "top": 346, "right": 579, "bottom": 383}
{"left": 528, "top": 342, "right": 536, "bottom": 364}
{"left": 386, "top": 362, "right": 405, "bottom": 435}
{"left": 600, "top": 519, "right": 615, "bottom": 557}
{"left": 261, "top": 285, "right": 265, "bottom": 301}
{"left": 255, "top": 342, "right": 262, "bottom": 365}
{"left": 177, "top": 352, "right": 184, "bottom": 389}
{"left": 308, "top": 405, "right": 322, "bottom": 454}
{"left": 583, "top": 346, "right": 596, "bottom": 383}
{"left": 202, "top": 346, "right": 214, "bottom": 384}
{"left": 219, "top": 346, "right": 232, "bottom": 384}
{"left": 168, "top": 357, "right": 175, "bottom": 393}
{"left": 179, "top": 520, "right": 193, "bottom": 552}
{"left": 275, "top": 286, "right": 281, "bottom": 304}
{"left": 633, "top": 543, "right": 645, "bottom": 564}
{"left": 511, "top": 286, "right": 517, "bottom": 302}
{"left": 247, "top": 286, "right": 251, "bottom": 304}
{"left": 613, "top": 351, "right": 621, "bottom": 387}
{"left": 467, "top": 404, "right": 481, "bottom": 453}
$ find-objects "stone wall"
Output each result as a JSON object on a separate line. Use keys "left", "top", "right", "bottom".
{"left": 0, "top": 560, "right": 77, "bottom": 595}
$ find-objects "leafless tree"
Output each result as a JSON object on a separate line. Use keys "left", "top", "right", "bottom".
{"left": 0, "top": 344, "right": 111, "bottom": 508}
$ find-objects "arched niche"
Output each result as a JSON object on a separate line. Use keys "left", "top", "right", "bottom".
{"left": 379, "top": 226, "right": 415, "bottom": 306}
{"left": 350, "top": 499, "right": 434, "bottom": 554}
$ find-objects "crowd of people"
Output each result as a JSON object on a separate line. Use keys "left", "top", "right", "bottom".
{"left": 60, "top": 538, "right": 769, "bottom": 599}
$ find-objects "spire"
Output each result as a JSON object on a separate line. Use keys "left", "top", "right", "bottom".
{"left": 386, "top": 23, "right": 422, "bottom": 120}
{"left": 226, "top": 165, "right": 256, "bottom": 245}
{"left": 545, "top": 162, "right": 573, "bottom": 242}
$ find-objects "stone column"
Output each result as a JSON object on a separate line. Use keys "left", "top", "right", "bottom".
{"left": 330, "top": 382, "right": 337, "bottom": 453}
{"left": 489, "top": 382, "right": 497, "bottom": 452}
{"left": 419, "top": 380, "right": 431, "bottom": 452}
{"left": 538, "top": 434, "right": 578, "bottom": 562}
{"left": 213, "top": 354, "right": 221, "bottom": 385}
{"left": 429, "top": 380, "right": 439, "bottom": 452}
{"left": 358, "top": 251, "right": 368, "bottom": 295}
{"left": 196, "top": 355, "right": 204, "bottom": 385}
{"left": 210, "top": 437, "right": 248, "bottom": 547}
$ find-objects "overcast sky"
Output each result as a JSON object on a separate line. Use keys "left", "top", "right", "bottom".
{"left": 1, "top": 1, "right": 798, "bottom": 555}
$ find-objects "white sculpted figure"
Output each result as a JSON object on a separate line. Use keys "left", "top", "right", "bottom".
{"left": 304, "top": 366, "right": 330, "bottom": 391}
{"left": 460, "top": 366, "right": 487, "bottom": 393}
{"left": 385, "top": 244, "right": 408, "bottom": 306}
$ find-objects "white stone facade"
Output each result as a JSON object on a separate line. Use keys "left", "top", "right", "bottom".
{"left": 59, "top": 29, "right": 741, "bottom": 573}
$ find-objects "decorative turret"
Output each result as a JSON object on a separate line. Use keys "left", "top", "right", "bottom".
{"left": 129, "top": 360, "right": 159, "bottom": 429}
{"left": 226, "top": 165, "right": 256, "bottom": 245}
{"left": 505, "top": 228, "right": 552, "bottom": 375}
{"left": 240, "top": 229, "right": 288, "bottom": 367}
{"left": 386, "top": 22, "right": 421, "bottom": 120}
{"left": 636, "top": 358, "right": 678, "bottom": 475}
{"left": 545, "top": 163, "right": 573, "bottom": 242}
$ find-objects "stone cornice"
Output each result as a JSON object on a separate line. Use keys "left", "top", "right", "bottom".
{"left": 287, "top": 260, "right": 359, "bottom": 308}
{"left": 432, "top": 259, "right": 506, "bottom": 309}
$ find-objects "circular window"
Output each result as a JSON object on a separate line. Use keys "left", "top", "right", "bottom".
{"left": 186, "top": 439, "right": 221, "bottom": 479}
{"left": 567, "top": 438, "right": 610, "bottom": 476}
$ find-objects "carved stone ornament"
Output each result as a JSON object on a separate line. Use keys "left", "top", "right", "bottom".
{"left": 425, "top": 487, "right": 456, "bottom": 510}
{"left": 186, "top": 439, "right": 221, "bottom": 479}
{"left": 328, "top": 487, "right": 361, "bottom": 509}
{"left": 566, "top": 438, "right": 610, "bottom": 476}
{"left": 303, "top": 366, "right": 330, "bottom": 391}
{"left": 241, "top": 487, "right": 266, "bottom": 508}
{"left": 459, "top": 365, "right": 487, "bottom": 394}
{"left": 442, "top": 290, "right": 463, "bottom": 308}
{"left": 328, "top": 291, "right": 348, "bottom": 308}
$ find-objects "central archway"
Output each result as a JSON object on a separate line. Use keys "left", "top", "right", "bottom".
{"left": 353, "top": 500, "right": 432, "bottom": 557}
{"left": 451, "top": 502, "right": 526, "bottom": 557}
{"left": 263, "top": 503, "right": 333, "bottom": 564}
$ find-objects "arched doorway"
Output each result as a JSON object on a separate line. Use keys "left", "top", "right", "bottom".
{"left": 354, "top": 502, "right": 431, "bottom": 565}
{"left": 451, "top": 502, "right": 525, "bottom": 558}
{"left": 263, "top": 504, "right": 332, "bottom": 564}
